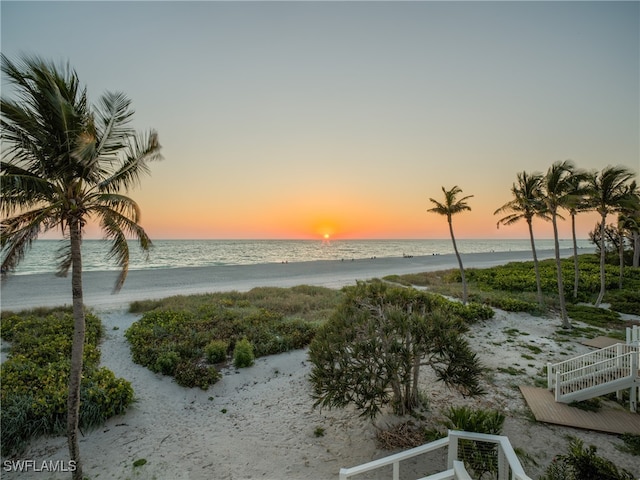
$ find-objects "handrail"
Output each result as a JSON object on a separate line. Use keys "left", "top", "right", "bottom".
{"left": 338, "top": 430, "right": 533, "bottom": 480}
{"left": 557, "top": 352, "right": 637, "bottom": 382}
{"left": 548, "top": 343, "right": 639, "bottom": 389}
{"left": 338, "top": 437, "right": 449, "bottom": 480}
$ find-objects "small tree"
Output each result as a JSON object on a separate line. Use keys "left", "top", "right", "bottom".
{"left": 308, "top": 281, "right": 485, "bottom": 420}
{"left": 429, "top": 185, "right": 473, "bottom": 304}
{"left": 494, "top": 171, "right": 548, "bottom": 307}
{"left": 541, "top": 160, "right": 579, "bottom": 329}
{"left": 587, "top": 166, "right": 637, "bottom": 306}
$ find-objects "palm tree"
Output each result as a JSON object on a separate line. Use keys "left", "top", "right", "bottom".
{"left": 1, "top": 55, "right": 162, "bottom": 479}
{"left": 428, "top": 186, "right": 473, "bottom": 304}
{"left": 563, "top": 171, "right": 590, "bottom": 300}
{"left": 541, "top": 160, "right": 578, "bottom": 329}
{"left": 615, "top": 181, "right": 640, "bottom": 287}
{"left": 494, "top": 171, "right": 548, "bottom": 307}
{"left": 587, "top": 166, "right": 636, "bottom": 306}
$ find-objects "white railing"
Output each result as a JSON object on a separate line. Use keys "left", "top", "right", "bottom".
{"left": 338, "top": 430, "right": 532, "bottom": 480}
{"left": 547, "top": 343, "right": 638, "bottom": 390}
{"left": 628, "top": 325, "right": 640, "bottom": 346}
{"left": 547, "top": 343, "right": 639, "bottom": 391}
{"left": 554, "top": 352, "right": 638, "bottom": 401}
{"left": 547, "top": 333, "right": 640, "bottom": 412}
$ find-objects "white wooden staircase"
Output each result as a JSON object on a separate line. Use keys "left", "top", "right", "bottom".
{"left": 548, "top": 326, "right": 640, "bottom": 412}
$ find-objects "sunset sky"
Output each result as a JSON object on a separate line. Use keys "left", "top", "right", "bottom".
{"left": 2, "top": 1, "right": 638, "bottom": 240}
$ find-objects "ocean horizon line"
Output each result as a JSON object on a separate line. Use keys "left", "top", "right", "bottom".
{"left": 32, "top": 237, "right": 588, "bottom": 242}
{"left": 4, "top": 238, "right": 596, "bottom": 277}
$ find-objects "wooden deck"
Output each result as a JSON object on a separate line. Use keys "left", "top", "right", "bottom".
{"left": 519, "top": 386, "right": 640, "bottom": 435}
{"left": 581, "top": 336, "right": 622, "bottom": 349}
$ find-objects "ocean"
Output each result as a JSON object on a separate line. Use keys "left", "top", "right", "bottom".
{"left": 5, "top": 238, "right": 595, "bottom": 276}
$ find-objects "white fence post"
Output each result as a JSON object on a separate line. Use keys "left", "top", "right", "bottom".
{"left": 447, "top": 430, "right": 458, "bottom": 469}
{"left": 631, "top": 352, "right": 638, "bottom": 413}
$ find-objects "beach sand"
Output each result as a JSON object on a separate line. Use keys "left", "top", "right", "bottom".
{"left": 1, "top": 248, "right": 639, "bottom": 479}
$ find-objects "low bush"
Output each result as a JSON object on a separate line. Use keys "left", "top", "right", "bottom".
{"left": 540, "top": 437, "right": 635, "bottom": 480}
{"left": 441, "top": 406, "right": 506, "bottom": 479}
{"left": 205, "top": 340, "right": 229, "bottom": 364}
{"left": 154, "top": 350, "right": 181, "bottom": 375}
{"left": 0, "top": 308, "right": 134, "bottom": 457}
{"left": 617, "top": 433, "right": 640, "bottom": 456}
{"left": 174, "top": 361, "right": 220, "bottom": 389}
{"left": 233, "top": 339, "right": 255, "bottom": 368}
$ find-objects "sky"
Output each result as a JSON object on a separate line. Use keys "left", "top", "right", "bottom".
{"left": 1, "top": 1, "right": 639, "bottom": 240}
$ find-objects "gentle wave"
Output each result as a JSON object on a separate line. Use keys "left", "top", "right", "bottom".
{"left": 5, "top": 238, "right": 594, "bottom": 276}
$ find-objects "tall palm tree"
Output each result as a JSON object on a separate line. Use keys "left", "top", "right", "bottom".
{"left": 587, "top": 166, "right": 636, "bottom": 306}
{"left": 541, "top": 160, "right": 577, "bottom": 329}
{"left": 1, "top": 55, "right": 162, "bottom": 479}
{"left": 428, "top": 185, "right": 473, "bottom": 304}
{"left": 563, "top": 171, "right": 590, "bottom": 300}
{"left": 615, "top": 181, "right": 640, "bottom": 287}
{"left": 494, "top": 171, "right": 548, "bottom": 307}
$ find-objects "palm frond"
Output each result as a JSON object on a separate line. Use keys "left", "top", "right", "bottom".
{"left": 1, "top": 207, "right": 60, "bottom": 272}
{"left": 98, "top": 130, "right": 162, "bottom": 193}
{"left": 93, "top": 91, "right": 134, "bottom": 157}
{"left": 91, "top": 199, "right": 152, "bottom": 292}
{"left": 428, "top": 186, "right": 473, "bottom": 217}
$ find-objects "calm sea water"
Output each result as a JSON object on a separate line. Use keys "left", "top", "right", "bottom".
{"left": 5, "top": 238, "right": 595, "bottom": 276}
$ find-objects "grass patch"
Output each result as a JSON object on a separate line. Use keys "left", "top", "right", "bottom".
{"left": 569, "top": 398, "right": 602, "bottom": 412}
{"left": 497, "top": 366, "right": 526, "bottom": 376}
{"left": 519, "top": 343, "right": 543, "bottom": 354}
{"left": 617, "top": 433, "right": 640, "bottom": 456}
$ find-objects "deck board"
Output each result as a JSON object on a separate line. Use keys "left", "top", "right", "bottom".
{"left": 519, "top": 386, "right": 640, "bottom": 435}
{"left": 581, "top": 336, "right": 621, "bottom": 349}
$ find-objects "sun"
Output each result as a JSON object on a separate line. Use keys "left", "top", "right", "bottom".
{"left": 323, "top": 233, "right": 330, "bottom": 240}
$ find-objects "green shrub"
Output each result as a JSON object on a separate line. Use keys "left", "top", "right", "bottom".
{"left": 617, "top": 433, "right": 640, "bottom": 456}
{"left": 540, "top": 437, "right": 634, "bottom": 480}
{"left": 174, "top": 361, "right": 220, "bottom": 389}
{"left": 442, "top": 406, "right": 505, "bottom": 479}
{"left": 233, "top": 339, "right": 255, "bottom": 368}
{"left": 605, "top": 289, "right": 640, "bottom": 316}
{"left": 205, "top": 340, "right": 229, "bottom": 364}
{"left": 309, "top": 282, "right": 485, "bottom": 420}
{"left": 0, "top": 309, "right": 133, "bottom": 456}
{"left": 154, "top": 350, "right": 181, "bottom": 375}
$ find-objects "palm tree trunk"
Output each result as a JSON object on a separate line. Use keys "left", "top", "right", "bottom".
{"left": 552, "top": 214, "right": 570, "bottom": 328}
{"left": 634, "top": 232, "right": 640, "bottom": 268}
{"left": 571, "top": 213, "right": 580, "bottom": 300}
{"left": 618, "top": 225, "right": 625, "bottom": 289}
{"left": 448, "top": 217, "right": 468, "bottom": 305}
{"left": 595, "top": 214, "right": 607, "bottom": 307}
{"left": 527, "top": 218, "right": 543, "bottom": 307}
{"left": 67, "top": 218, "right": 85, "bottom": 480}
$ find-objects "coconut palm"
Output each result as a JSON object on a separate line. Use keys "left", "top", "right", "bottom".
{"left": 494, "top": 171, "right": 548, "bottom": 306}
{"left": 615, "top": 181, "right": 640, "bottom": 286}
{"left": 563, "top": 171, "right": 591, "bottom": 299}
{"left": 587, "top": 166, "right": 636, "bottom": 306}
{"left": 1, "top": 54, "right": 162, "bottom": 479}
{"left": 540, "top": 160, "right": 579, "bottom": 329}
{"left": 428, "top": 185, "right": 473, "bottom": 304}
